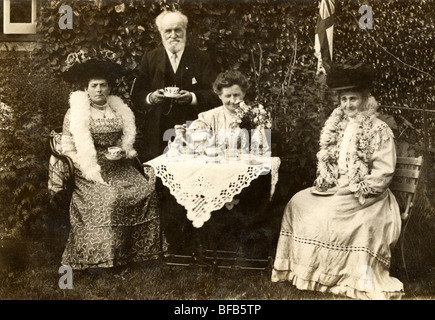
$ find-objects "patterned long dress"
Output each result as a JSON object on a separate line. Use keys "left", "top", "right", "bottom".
{"left": 61, "top": 110, "right": 166, "bottom": 270}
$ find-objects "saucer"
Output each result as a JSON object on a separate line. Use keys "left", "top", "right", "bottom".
{"left": 248, "top": 158, "right": 264, "bottom": 165}
{"left": 105, "top": 154, "right": 123, "bottom": 161}
{"left": 164, "top": 92, "right": 181, "bottom": 98}
{"left": 310, "top": 187, "right": 336, "bottom": 196}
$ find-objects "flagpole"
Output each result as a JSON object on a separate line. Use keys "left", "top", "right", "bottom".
{"left": 317, "top": 69, "right": 327, "bottom": 128}
{"left": 315, "top": 0, "right": 335, "bottom": 126}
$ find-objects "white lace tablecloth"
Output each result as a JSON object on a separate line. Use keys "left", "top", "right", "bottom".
{"left": 145, "top": 155, "right": 281, "bottom": 228}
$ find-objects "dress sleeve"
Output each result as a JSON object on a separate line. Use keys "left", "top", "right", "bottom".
{"left": 349, "top": 122, "right": 396, "bottom": 204}
{"left": 61, "top": 109, "right": 79, "bottom": 167}
{"left": 189, "top": 108, "right": 219, "bottom": 132}
{"left": 196, "top": 110, "right": 214, "bottom": 129}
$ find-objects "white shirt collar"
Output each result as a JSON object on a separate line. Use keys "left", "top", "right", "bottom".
{"left": 166, "top": 48, "right": 184, "bottom": 60}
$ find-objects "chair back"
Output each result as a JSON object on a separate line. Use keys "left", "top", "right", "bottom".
{"left": 48, "top": 127, "right": 75, "bottom": 201}
{"left": 390, "top": 156, "right": 423, "bottom": 221}
{"left": 389, "top": 155, "right": 423, "bottom": 282}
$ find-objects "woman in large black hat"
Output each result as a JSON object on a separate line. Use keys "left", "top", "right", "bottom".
{"left": 59, "top": 49, "right": 167, "bottom": 270}
{"left": 271, "top": 60, "right": 404, "bottom": 299}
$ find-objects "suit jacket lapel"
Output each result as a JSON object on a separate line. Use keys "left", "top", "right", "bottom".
{"left": 156, "top": 47, "right": 167, "bottom": 75}
{"left": 151, "top": 47, "right": 169, "bottom": 90}
{"left": 177, "top": 46, "right": 192, "bottom": 72}
{"left": 176, "top": 46, "right": 193, "bottom": 85}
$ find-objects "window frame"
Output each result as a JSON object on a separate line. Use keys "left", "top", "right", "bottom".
{"left": 1, "top": 0, "right": 40, "bottom": 42}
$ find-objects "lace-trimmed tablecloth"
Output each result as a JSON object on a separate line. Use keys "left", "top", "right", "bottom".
{"left": 145, "top": 155, "right": 281, "bottom": 228}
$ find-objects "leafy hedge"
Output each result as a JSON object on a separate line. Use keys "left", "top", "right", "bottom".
{"left": 1, "top": 0, "right": 434, "bottom": 243}
{"left": 0, "top": 52, "right": 71, "bottom": 239}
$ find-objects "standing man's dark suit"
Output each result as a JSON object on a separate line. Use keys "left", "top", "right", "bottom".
{"left": 131, "top": 46, "right": 219, "bottom": 162}
{"left": 130, "top": 10, "right": 220, "bottom": 254}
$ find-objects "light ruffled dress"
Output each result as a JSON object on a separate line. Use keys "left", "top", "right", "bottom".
{"left": 271, "top": 118, "right": 404, "bottom": 300}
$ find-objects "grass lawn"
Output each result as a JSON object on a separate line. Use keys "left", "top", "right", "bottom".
{"left": 1, "top": 238, "right": 434, "bottom": 300}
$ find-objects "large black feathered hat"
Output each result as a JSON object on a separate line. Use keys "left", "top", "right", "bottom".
{"left": 325, "top": 60, "right": 375, "bottom": 92}
{"left": 62, "top": 49, "right": 127, "bottom": 86}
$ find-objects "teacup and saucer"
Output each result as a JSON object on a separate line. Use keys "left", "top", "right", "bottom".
{"left": 106, "top": 146, "right": 123, "bottom": 160}
{"left": 163, "top": 86, "right": 181, "bottom": 98}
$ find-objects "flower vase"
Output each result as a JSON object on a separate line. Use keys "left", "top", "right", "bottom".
{"left": 239, "top": 128, "right": 250, "bottom": 155}
{"left": 250, "top": 127, "right": 270, "bottom": 157}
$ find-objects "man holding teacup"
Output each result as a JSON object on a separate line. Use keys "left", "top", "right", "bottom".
{"left": 131, "top": 9, "right": 220, "bottom": 162}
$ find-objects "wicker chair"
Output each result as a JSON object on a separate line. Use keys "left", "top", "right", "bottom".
{"left": 48, "top": 126, "right": 149, "bottom": 205}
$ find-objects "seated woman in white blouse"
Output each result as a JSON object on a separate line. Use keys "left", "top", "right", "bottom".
{"left": 191, "top": 70, "right": 249, "bottom": 131}
{"left": 188, "top": 70, "right": 250, "bottom": 151}
{"left": 271, "top": 61, "right": 404, "bottom": 300}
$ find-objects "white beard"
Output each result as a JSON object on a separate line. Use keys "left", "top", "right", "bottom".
{"left": 163, "top": 38, "right": 186, "bottom": 53}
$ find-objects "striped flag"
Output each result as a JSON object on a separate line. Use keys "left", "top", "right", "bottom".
{"left": 314, "top": 0, "right": 335, "bottom": 75}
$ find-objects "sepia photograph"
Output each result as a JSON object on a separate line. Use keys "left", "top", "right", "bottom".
{"left": 0, "top": 0, "right": 434, "bottom": 307}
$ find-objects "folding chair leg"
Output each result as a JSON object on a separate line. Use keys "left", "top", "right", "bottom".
{"left": 400, "top": 228, "right": 410, "bottom": 284}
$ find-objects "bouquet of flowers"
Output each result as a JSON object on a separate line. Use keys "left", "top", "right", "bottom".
{"left": 233, "top": 101, "right": 272, "bottom": 156}
{"left": 234, "top": 100, "right": 272, "bottom": 131}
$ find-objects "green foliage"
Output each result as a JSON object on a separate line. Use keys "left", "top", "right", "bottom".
{"left": 0, "top": 52, "right": 70, "bottom": 239}
{"left": 334, "top": 0, "right": 435, "bottom": 149}
{"left": 34, "top": 0, "right": 173, "bottom": 99}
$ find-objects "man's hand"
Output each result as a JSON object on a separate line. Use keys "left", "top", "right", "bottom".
{"left": 149, "top": 89, "right": 166, "bottom": 105}
{"left": 175, "top": 90, "right": 193, "bottom": 106}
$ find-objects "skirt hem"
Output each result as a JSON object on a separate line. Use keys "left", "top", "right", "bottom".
{"left": 271, "top": 268, "right": 404, "bottom": 300}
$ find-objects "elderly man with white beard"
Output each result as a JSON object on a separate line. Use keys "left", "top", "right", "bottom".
{"left": 131, "top": 9, "right": 220, "bottom": 162}
{"left": 131, "top": 9, "right": 220, "bottom": 256}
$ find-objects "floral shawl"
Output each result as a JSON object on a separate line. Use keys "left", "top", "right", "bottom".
{"left": 315, "top": 97, "right": 394, "bottom": 204}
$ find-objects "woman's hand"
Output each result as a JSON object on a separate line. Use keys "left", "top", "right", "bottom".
{"left": 93, "top": 174, "right": 110, "bottom": 186}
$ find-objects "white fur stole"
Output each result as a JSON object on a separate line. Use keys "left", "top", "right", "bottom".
{"left": 67, "top": 90, "right": 137, "bottom": 184}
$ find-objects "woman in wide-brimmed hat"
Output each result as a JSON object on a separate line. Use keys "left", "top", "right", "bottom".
{"left": 271, "top": 60, "right": 404, "bottom": 299}
{"left": 59, "top": 49, "right": 167, "bottom": 270}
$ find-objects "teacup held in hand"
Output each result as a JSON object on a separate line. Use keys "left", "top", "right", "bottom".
{"left": 163, "top": 87, "right": 180, "bottom": 98}
{"left": 164, "top": 86, "right": 180, "bottom": 98}
{"left": 106, "top": 146, "right": 123, "bottom": 160}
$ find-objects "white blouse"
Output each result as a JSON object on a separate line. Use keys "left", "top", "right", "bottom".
{"left": 191, "top": 106, "right": 239, "bottom": 133}
{"left": 338, "top": 119, "right": 357, "bottom": 175}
